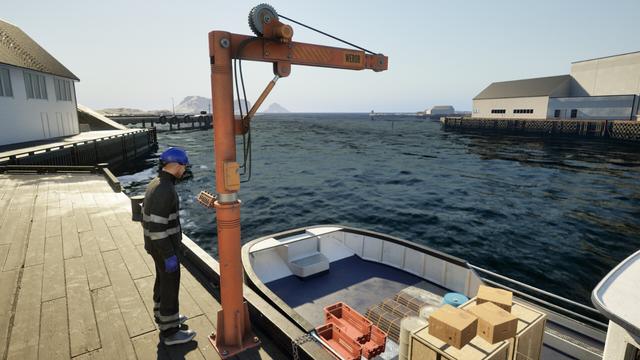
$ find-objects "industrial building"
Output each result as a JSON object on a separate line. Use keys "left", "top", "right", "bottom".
{"left": 426, "top": 105, "right": 455, "bottom": 117}
{"left": 472, "top": 51, "right": 640, "bottom": 121}
{"left": 0, "top": 19, "right": 80, "bottom": 146}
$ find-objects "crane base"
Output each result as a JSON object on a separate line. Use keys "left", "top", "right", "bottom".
{"left": 209, "top": 302, "right": 261, "bottom": 359}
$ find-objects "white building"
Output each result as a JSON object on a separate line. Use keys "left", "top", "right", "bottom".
{"left": 472, "top": 51, "right": 640, "bottom": 121}
{"left": 0, "top": 19, "right": 80, "bottom": 146}
{"left": 426, "top": 105, "right": 455, "bottom": 117}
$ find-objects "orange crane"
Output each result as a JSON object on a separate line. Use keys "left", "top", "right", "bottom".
{"left": 201, "top": 4, "right": 388, "bottom": 358}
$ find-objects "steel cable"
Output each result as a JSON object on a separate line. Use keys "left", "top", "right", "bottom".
{"left": 277, "top": 14, "right": 380, "bottom": 55}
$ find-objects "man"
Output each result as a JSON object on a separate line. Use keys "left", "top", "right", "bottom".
{"left": 142, "top": 147, "right": 196, "bottom": 345}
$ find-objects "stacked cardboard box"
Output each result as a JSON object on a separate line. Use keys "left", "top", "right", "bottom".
{"left": 411, "top": 324, "right": 510, "bottom": 360}
{"left": 460, "top": 297, "right": 547, "bottom": 360}
{"left": 427, "top": 304, "right": 478, "bottom": 349}
{"left": 477, "top": 285, "right": 513, "bottom": 312}
{"left": 409, "top": 286, "right": 546, "bottom": 360}
{"left": 466, "top": 302, "right": 518, "bottom": 343}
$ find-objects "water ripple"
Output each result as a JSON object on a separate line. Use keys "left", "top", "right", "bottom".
{"left": 119, "top": 114, "right": 640, "bottom": 305}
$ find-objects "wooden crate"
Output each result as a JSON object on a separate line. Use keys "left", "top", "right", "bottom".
{"left": 410, "top": 324, "right": 509, "bottom": 360}
{"left": 461, "top": 298, "right": 547, "bottom": 360}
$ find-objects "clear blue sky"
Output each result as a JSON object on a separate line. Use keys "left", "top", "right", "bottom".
{"left": 4, "top": 0, "right": 639, "bottom": 112}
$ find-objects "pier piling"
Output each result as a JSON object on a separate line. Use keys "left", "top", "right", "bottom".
{"left": 442, "top": 117, "right": 640, "bottom": 142}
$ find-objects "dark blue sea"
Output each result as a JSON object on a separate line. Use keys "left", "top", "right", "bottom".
{"left": 118, "top": 113, "right": 640, "bottom": 305}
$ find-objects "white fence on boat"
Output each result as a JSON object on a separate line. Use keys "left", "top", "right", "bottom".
{"left": 249, "top": 227, "right": 484, "bottom": 298}
{"left": 315, "top": 230, "right": 483, "bottom": 298}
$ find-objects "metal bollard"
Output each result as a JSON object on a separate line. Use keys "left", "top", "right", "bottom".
{"left": 130, "top": 195, "right": 145, "bottom": 222}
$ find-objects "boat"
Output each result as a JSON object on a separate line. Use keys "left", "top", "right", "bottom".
{"left": 242, "top": 224, "right": 621, "bottom": 359}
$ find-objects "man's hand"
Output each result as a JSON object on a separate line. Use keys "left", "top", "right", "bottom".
{"left": 164, "top": 255, "right": 179, "bottom": 273}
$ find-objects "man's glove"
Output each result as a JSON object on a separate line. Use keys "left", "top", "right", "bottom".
{"left": 164, "top": 255, "right": 179, "bottom": 273}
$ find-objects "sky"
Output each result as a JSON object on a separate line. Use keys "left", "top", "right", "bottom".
{"left": 3, "top": 0, "right": 639, "bottom": 112}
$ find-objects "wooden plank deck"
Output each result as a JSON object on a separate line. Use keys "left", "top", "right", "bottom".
{"left": 0, "top": 173, "right": 285, "bottom": 360}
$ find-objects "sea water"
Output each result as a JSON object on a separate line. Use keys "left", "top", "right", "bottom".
{"left": 118, "top": 113, "right": 640, "bottom": 304}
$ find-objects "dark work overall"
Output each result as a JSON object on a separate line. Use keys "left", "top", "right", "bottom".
{"left": 142, "top": 171, "right": 182, "bottom": 337}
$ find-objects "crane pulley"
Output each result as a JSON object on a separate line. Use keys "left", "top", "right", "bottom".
{"left": 203, "top": 4, "right": 388, "bottom": 358}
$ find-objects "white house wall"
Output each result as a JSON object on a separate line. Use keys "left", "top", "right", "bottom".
{"left": 472, "top": 96, "right": 549, "bottom": 119}
{"left": 548, "top": 95, "right": 636, "bottom": 120}
{"left": 0, "top": 64, "right": 79, "bottom": 146}
{"left": 571, "top": 52, "right": 640, "bottom": 96}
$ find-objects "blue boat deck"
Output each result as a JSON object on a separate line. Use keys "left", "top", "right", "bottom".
{"left": 266, "top": 255, "right": 448, "bottom": 326}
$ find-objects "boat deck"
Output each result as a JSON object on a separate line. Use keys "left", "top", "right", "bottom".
{"left": 266, "top": 255, "right": 448, "bottom": 327}
{"left": 0, "top": 173, "right": 284, "bottom": 360}
{"left": 264, "top": 255, "right": 596, "bottom": 360}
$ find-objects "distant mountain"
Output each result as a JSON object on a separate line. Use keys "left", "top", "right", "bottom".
{"left": 263, "top": 103, "right": 290, "bottom": 113}
{"left": 175, "top": 96, "right": 209, "bottom": 114}
{"left": 97, "top": 108, "right": 171, "bottom": 116}
{"left": 99, "top": 96, "right": 256, "bottom": 116}
{"left": 175, "top": 96, "right": 252, "bottom": 115}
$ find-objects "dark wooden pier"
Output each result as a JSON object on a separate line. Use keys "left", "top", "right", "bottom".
{"left": 442, "top": 117, "right": 640, "bottom": 142}
{"left": 107, "top": 115, "right": 212, "bottom": 131}
{"left": 0, "top": 129, "right": 158, "bottom": 170}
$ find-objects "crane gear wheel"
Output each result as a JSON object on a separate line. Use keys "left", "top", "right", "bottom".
{"left": 248, "top": 3, "right": 278, "bottom": 36}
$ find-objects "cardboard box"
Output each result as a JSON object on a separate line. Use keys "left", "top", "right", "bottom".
{"left": 412, "top": 324, "right": 509, "bottom": 360}
{"left": 427, "top": 304, "right": 478, "bottom": 349}
{"left": 466, "top": 302, "right": 518, "bottom": 343}
{"left": 477, "top": 285, "right": 513, "bottom": 312}
{"left": 461, "top": 297, "right": 547, "bottom": 360}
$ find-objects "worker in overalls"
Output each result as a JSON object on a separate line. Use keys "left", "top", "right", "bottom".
{"left": 142, "top": 147, "right": 196, "bottom": 345}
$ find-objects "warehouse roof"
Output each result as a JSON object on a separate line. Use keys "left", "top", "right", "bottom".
{"left": 473, "top": 75, "right": 570, "bottom": 100}
{"left": 572, "top": 50, "right": 640, "bottom": 64}
{"left": 0, "top": 19, "right": 79, "bottom": 81}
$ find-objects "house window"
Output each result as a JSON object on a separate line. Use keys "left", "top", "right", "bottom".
{"left": 54, "top": 78, "right": 72, "bottom": 101}
{"left": 554, "top": 110, "right": 561, "bottom": 118}
{"left": 491, "top": 109, "right": 506, "bottom": 114}
{"left": 513, "top": 109, "right": 534, "bottom": 114}
{"left": 570, "top": 109, "right": 578, "bottom": 118}
{"left": 24, "top": 71, "right": 48, "bottom": 100}
{"left": 0, "top": 68, "right": 12, "bottom": 97}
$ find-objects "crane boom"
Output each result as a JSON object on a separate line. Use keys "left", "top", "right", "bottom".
{"left": 220, "top": 33, "right": 388, "bottom": 74}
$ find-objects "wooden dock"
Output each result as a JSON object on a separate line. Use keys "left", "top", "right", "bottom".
{"left": 0, "top": 129, "right": 157, "bottom": 169}
{"left": 0, "top": 172, "right": 285, "bottom": 359}
{"left": 441, "top": 117, "right": 640, "bottom": 142}
{"left": 106, "top": 115, "right": 212, "bottom": 131}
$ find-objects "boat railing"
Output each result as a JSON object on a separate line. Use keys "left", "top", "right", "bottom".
{"left": 469, "top": 264, "right": 608, "bottom": 331}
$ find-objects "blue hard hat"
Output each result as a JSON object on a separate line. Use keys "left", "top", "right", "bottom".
{"left": 160, "top": 147, "right": 189, "bottom": 165}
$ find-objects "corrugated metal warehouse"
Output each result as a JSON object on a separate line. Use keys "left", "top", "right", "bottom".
{"left": 472, "top": 51, "right": 640, "bottom": 121}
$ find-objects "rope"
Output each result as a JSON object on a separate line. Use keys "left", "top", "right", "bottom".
{"left": 233, "top": 37, "right": 259, "bottom": 182}
{"left": 278, "top": 14, "right": 379, "bottom": 55}
{"left": 291, "top": 333, "right": 317, "bottom": 360}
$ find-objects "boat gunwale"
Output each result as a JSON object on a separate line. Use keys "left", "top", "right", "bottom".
{"left": 591, "top": 248, "right": 640, "bottom": 339}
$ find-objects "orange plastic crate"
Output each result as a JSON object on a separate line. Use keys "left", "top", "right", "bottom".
{"left": 325, "top": 302, "right": 373, "bottom": 344}
{"left": 316, "top": 323, "right": 362, "bottom": 360}
{"left": 362, "top": 325, "right": 387, "bottom": 359}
